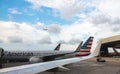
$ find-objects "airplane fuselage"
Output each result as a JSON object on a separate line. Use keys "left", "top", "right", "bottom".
{"left": 1, "top": 50, "right": 73, "bottom": 61}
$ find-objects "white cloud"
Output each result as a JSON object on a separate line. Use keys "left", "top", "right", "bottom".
{"left": 59, "top": 21, "right": 98, "bottom": 42}
{"left": 68, "top": 38, "right": 82, "bottom": 44}
{"left": 26, "top": 0, "right": 91, "bottom": 20}
{"left": 8, "top": 8, "right": 22, "bottom": 14}
{"left": 8, "top": 36, "right": 23, "bottom": 43}
{"left": 57, "top": 40, "right": 67, "bottom": 44}
{"left": 26, "top": 0, "right": 120, "bottom": 20}
{"left": 38, "top": 35, "right": 52, "bottom": 44}
{"left": 87, "top": 11, "right": 120, "bottom": 26}
{"left": 0, "top": 20, "right": 97, "bottom": 44}
{"left": 97, "top": 0, "right": 120, "bottom": 17}
{"left": 0, "top": 39, "right": 3, "bottom": 43}
{"left": 0, "top": 21, "right": 49, "bottom": 43}
{"left": 47, "top": 24, "right": 61, "bottom": 34}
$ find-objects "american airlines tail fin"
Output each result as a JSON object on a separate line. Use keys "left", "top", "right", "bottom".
{"left": 54, "top": 43, "right": 61, "bottom": 51}
{"left": 80, "top": 36, "right": 94, "bottom": 52}
{"left": 75, "top": 36, "right": 94, "bottom": 57}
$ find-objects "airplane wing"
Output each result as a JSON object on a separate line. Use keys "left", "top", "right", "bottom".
{"left": 41, "top": 42, "right": 83, "bottom": 61}
{"left": 42, "top": 36, "right": 92, "bottom": 61}
{"left": 0, "top": 40, "right": 101, "bottom": 74}
{"left": 0, "top": 56, "right": 93, "bottom": 74}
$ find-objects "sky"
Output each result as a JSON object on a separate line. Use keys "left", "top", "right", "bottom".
{"left": 0, "top": 0, "right": 120, "bottom": 51}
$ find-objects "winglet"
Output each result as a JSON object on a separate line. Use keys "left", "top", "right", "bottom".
{"left": 74, "top": 41, "right": 83, "bottom": 52}
{"left": 54, "top": 43, "right": 61, "bottom": 51}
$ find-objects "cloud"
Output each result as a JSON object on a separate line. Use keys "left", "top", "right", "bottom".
{"left": 8, "top": 8, "right": 22, "bottom": 14}
{"left": 84, "top": 10, "right": 120, "bottom": 39}
{"left": 57, "top": 37, "right": 82, "bottom": 45}
{"left": 0, "top": 21, "right": 49, "bottom": 43}
{"left": 96, "top": 0, "right": 120, "bottom": 17}
{"left": 88, "top": 12, "right": 120, "bottom": 26}
{"left": 0, "top": 20, "right": 97, "bottom": 45}
{"left": 47, "top": 24, "right": 61, "bottom": 34}
{"left": 26, "top": 0, "right": 92, "bottom": 20}
{"left": 57, "top": 40, "right": 67, "bottom": 44}
{"left": 68, "top": 38, "right": 82, "bottom": 44}
{"left": 8, "top": 36, "right": 23, "bottom": 43}
{"left": 38, "top": 35, "right": 52, "bottom": 44}
{"left": 59, "top": 21, "right": 98, "bottom": 42}
{"left": 0, "top": 39, "right": 3, "bottom": 43}
{"left": 1, "top": 0, "right": 120, "bottom": 45}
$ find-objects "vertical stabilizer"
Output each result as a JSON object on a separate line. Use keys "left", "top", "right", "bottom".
{"left": 80, "top": 36, "right": 94, "bottom": 52}
{"left": 54, "top": 43, "right": 61, "bottom": 51}
{"left": 76, "top": 36, "right": 94, "bottom": 57}
{"left": 74, "top": 41, "right": 83, "bottom": 52}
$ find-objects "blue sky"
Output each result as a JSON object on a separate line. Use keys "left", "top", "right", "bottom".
{"left": 0, "top": 0, "right": 120, "bottom": 50}
{"left": 0, "top": 0, "right": 77, "bottom": 25}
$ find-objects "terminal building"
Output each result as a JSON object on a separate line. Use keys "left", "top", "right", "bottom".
{"left": 100, "top": 35, "right": 120, "bottom": 57}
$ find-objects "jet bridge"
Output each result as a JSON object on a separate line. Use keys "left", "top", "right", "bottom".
{"left": 100, "top": 35, "right": 120, "bottom": 57}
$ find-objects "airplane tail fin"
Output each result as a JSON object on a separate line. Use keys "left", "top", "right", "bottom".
{"left": 80, "top": 36, "right": 94, "bottom": 52}
{"left": 54, "top": 43, "right": 61, "bottom": 51}
{"left": 76, "top": 36, "right": 94, "bottom": 57}
{"left": 74, "top": 41, "right": 83, "bottom": 52}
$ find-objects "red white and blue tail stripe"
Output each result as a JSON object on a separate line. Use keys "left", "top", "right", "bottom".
{"left": 75, "top": 36, "right": 94, "bottom": 57}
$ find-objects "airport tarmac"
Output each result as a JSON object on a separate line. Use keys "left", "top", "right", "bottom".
{"left": 38, "top": 57, "right": 120, "bottom": 74}
{"left": 2, "top": 57, "right": 120, "bottom": 74}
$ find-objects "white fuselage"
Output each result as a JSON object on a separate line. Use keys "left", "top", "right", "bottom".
{"left": 2, "top": 50, "right": 73, "bottom": 60}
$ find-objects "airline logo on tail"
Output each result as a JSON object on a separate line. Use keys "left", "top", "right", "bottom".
{"left": 54, "top": 43, "right": 61, "bottom": 51}
{"left": 75, "top": 36, "right": 94, "bottom": 57}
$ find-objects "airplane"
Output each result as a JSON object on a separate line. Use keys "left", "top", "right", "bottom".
{"left": 0, "top": 41, "right": 82, "bottom": 64}
{"left": 0, "top": 43, "right": 62, "bottom": 62}
{"left": 0, "top": 37, "right": 92, "bottom": 68}
{"left": 0, "top": 38, "right": 102, "bottom": 74}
